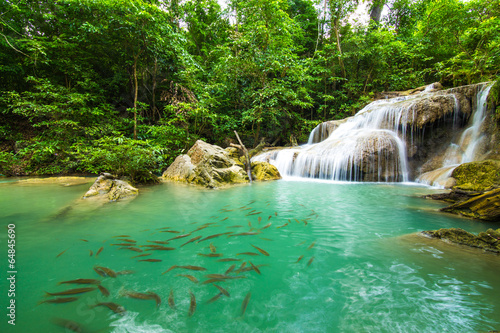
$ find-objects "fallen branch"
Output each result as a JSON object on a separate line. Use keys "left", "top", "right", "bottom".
{"left": 234, "top": 131, "right": 252, "bottom": 183}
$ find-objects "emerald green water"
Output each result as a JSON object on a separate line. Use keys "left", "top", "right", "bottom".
{"left": 1, "top": 178, "right": 499, "bottom": 333}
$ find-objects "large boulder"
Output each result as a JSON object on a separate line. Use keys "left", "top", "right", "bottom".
{"left": 251, "top": 161, "right": 281, "bottom": 181}
{"left": 83, "top": 174, "right": 138, "bottom": 201}
{"left": 421, "top": 228, "right": 500, "bottom": 253}
{"left": 162, "top": 140, "right": 246, "bottom": 188}
{"left": 451, "top": 160, "right": 500, "bottom": 191}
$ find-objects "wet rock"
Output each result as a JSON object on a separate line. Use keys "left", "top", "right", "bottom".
{"left": 83, "top": 175, "right": 138, "bottom": 201}
{"left": 440, "top": 187, "right": 500, "bottom": 221}
{"left": 451, "top": 160, "right": 500, "bottom": 191}
{"left": 251, "top": 161, "right": 281, "bottom": 181}
{"left": 421, "top": 228, "right": 500, "bottom": 253}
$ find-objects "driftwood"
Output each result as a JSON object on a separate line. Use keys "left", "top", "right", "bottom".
{"left": 232, "top": 131, "right": 252, "bottom": 183}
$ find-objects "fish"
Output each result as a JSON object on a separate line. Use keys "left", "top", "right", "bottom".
{"left": 209, "top": 243, "right": 217, "bottom": 253}
{"left": 131, "top": 253, "right": 151, "bottom": 259}
{"left": 110, "top": 243, "right": 135, "bottom": 246}
{"left": 98, "top": 285, "right": 110, "bottom": 297}
{"left": 304, "top": 220, "right": 308, "bottom": 226}
{"left": 197, "top": 253, "right": 223, "bottom": 257}
{"left": 56, "top": 248, "right": 69, "bottom": 258}
{"left": 96, "top": 247, "right": 104, "bottom": 257}
{"left": 145, "top": 246, "right": 175, "bottom": 251}
{"left": 168, "top": 233, "right": 192, "bottom": 241}
{"left": 89, "top": 250, "right": 93, "bottom": 256}
{"left": 113, "top": 235, "right": 131, "bottom": 238}
{"left": 251, "top": 244, "right": 270, "bottom": 256}
{"left": 260, "top": 223, "right": 271, "bottom": 230}
{"left": 147, "top": 291, "right": 161, "bottom": 308}
{"left": 91, "top": 302, "right": 126, "bottom": 315}
{"left": 307, "top": 241, "right": 316, "bottom": 250}
{"left": 225, "top": 264, "right": 236, "bottom": 275}
{"left": 168, "top": 289, "right": 176, "bottom": 309}
{"left": 38, "top": 297, "right": 79, "bottom": 305}
{"left": 180, "top": 235, "right": 202, "bottom": 247}
{"left": 58, "top": 279, "right": 101, "bottom": 285}
{"left": 228, "top": 232, "right": 261, "bottom": 237}
{"left": 93, "top": 266, "right": 117, "bottom": 278}
{"left": 294, "top": 218, "right": 300, "bottom": 224}
{"left": 248, "top": 261, "right": 261, "bottom": 275}
{"left": 213, "top": 284, "right": 230, "bottom": 297}
{"left": 220, "top": 217, "right": 229, "bottom": 221}
{"left": 236, "top": 252, "right": 259, "bottom": 256}
{"left": 226, "top": 225, "right": 244, "bottom": 228}
{"left": 241, "top": 292, "right": 251, "bottom": 316}
{"left": 206, "top": 292, "right": 223, "bottom": 304}
{"left": 147, "top": 240, "right": 170, "bottom": 244}
{"left": 307, "top": 256, "right": 315, "bottom": 266}
{"left": 138, "top": 258, "right": 162, "bottom": 262}
{"left": 159, "top": 230, "right": 181, "bottom": 233}
{"left": 258, "top": 216, "right": 262, "bottom": 223}
{"left": 140, "top": 244, "right": 167, "bottom": 248}
{"left": 122, "top": 247, "right": 143, "bottom": 252}
{"left": 274, "top": 212, "right": 278, "bottom": 216}
{"left": 121, "top": 289, "right": 154, "bottom": 301}
{"left": 259, "top": 237, "right": 273, "bottom": 241}
{"left": 163, "top": 265, "right": 207, "bottom": 274}
{"left": 237, "top": 265, "right": 267, "bottom": 273}
{"left": 177, "top": 274, "right": 199, "bottom": 283}
{"left": 268, "top": 215, "right": 272, "bottom": 220}
{"left": 157, "top": 227, "right": 171, "bottom": 230}
{"left": 51, "top": 317, "right": 85, "bottom": 333}
{"left": 295, "top": 255, "right": 304, "bottom": 263}
{"left": 248, "top": 221, "right": 252, "bottom": 228}
{"left": 217, "top": 258, "right": 241, "bottom": 262}
{"left": 116, "top": 239, "right": 136, "bottom": 243}
{"left": 245, "top": 211, "right": 262, "bottom": 216}
{"left": 45, "top": 287, "right": 95, "bottom": 296}
{"left": 237, "top": 262, "right": 247, "bottom": 272}
{"left": 276, "top": 223, "right": 288, "bottom": 228}
{"left": 116, "top": 270, "right": 135, "bottom": 275}
{"left": 198, "top": 232, "right": 234, "bottom": 243}
{"left": 205, "top": 274, "right": 246, "bottom": 280}
{"left": 80, "top": 239, "right": 88, "bottom": 242}
{"left": 191, "top": 225, "right": 210, "bottom": 233}
{"left": 188, "top": 291, "right": 196, "bottom": 317}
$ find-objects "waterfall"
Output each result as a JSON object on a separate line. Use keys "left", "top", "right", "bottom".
{"left": 254, "top": 83, "right": 494, "bottom": 184}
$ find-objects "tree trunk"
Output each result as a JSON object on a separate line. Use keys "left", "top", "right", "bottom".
{"left": 333, "top": 18, "right": 346, "bottom": 78}
{"left": 133, "top": 54, "right": 139, "bottom": 140}
{"left": 369, "top": 0, "right": 385, "bottom": 24}
{"left": 234, "top": 131, "right": 252, "bottom": 183}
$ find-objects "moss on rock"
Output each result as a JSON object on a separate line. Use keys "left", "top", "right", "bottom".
{"left": 452, "top": 160, "right": 500, "bottom": 191}
{"left": 421, "top": 228, "right": 500, "bottom": 253}
{"left": 251, "top": 161, "right": 281, "bottom": 181}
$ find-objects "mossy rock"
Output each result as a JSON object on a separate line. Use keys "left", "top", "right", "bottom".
{"left": 251, "top": 161, "right": 281, "bottom": 181}
{"left": 452, "top": 160, "right": 500, "bottom": 191}
{"left": 441, "top": 187, "right": 500, "bottom": 221}
{"left": 422, "top": 228, "right": 500, "bottom": 253}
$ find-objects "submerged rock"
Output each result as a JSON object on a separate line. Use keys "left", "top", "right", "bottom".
{"left": 163, "top": 140, "right": 280, "bottom": 188}
{"left": 421, "top": 228, "right": 500, "bottom": 253}
{"left": 83, "top": 174, "right": 138, "bottom": 201}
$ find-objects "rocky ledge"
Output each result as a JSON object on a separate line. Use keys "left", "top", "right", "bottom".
{"left": 421, "top": 228, "right": 500, "bottom": 253}
{"left": 83, "top": 173, "right": 138, "bottom": 201}
{"left": 162, "top": 140, "right": 280, "bottom": 188}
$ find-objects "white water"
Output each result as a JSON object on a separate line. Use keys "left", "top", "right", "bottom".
{"left": 255, "top": 83, "right": 493, "bottom": 185}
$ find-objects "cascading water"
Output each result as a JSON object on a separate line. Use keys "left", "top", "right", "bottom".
{"left": 254, "top": 83, "right": 494, "bottom": 184}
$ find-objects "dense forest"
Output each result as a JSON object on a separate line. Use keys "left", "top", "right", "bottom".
{"left": 0, "top": 0, "right": 499, "bottom": 183}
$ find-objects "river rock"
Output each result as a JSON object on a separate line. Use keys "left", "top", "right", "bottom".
{"left": 83, "top": 175, "right": 138, "bottom": 201}
{"left": 251, "top": 161, "right": 281, "bottom": 181}
{"left": 440, "top": 187, "right": 500, "bottom": 221}
{"left": 421, "top": 228, "right": 500, "bottom": 253}
{"left": 451, "top": 160, "right": 500, "bottom": 191}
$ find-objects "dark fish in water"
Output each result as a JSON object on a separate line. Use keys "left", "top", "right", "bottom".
{"left": 248, "top": 221, "right": 252, "bottom": 228}
{"left": 96, "top": 247, "right": 104, "bottom": 257}
{"left": 268, "top": 215, "right": 272, "bottom": 220}
{"left": 236, "top": 252, "right": 259, "bottom": 256}
{"left": 225, "top": 264, "right": 236, "bottom": 275}
{"left": 248, "top": 261, "right": 261, "bottom": 275}
{"left": 228, "top": 232, "right": 260, "bottom": 237}
{"left": 303, "top": 220, "right": 309, "bottom": 226}
{"left": 177, "top": 274, "right": 199, "bottom": 283}
{"left": 91, "top": 302, "right": 126, "bottom": 315}
{"left": 296, "top": 255, "right": 304, "bottom": 263}
{"left": 307, "top": 256, "right": 315, "bottom": 266}
{"left": 274, "top": 212, "right": 278, "bottom": 216}
{"left": 56, "top": 248, "right": 69, "bottom": 258}
{"left": 206, "top": 292, "right": 223, "bottom": 304}
{"left": 59, "top": 279, "right": 101, "bottom": 285}
{"left": 276, "top": 223, "right": 288, "bottom": 229}
{"left": 260, "top": 223, "right": 271, "bottom": 230}
{"left": 294, "top": 218, "right": 300, "bottom": 224}
{"left": 180, "top": 235, "right": 202, "bottom": 247}
{"left": 191, "top": 225, "right": 210, "bottom": 233}
{"left": 121, "top": 289, "right": 153, "bottom": 300}
{"left": 220, "top": 217, "right": 229, "bottom": 221}
{"left": 237, "top": 264, "right": 267, "bottom": 273}
{"left": 198, "top": 253, "right": 223, "bottom": 257}
{"left": 131, "top": 253, "right": 151, "bottom": 259}
{"left": 163, "top": 265, "right": 178, "bottom": 274}
{"left": 213, "top": 284, "right": 230, "bottom": 297}
{"left": 140, "top": 244, "right": 167, "bottom": 248}
{"left": 217, "top": 258, "right": 241, "bottom": 262}
{"left": 205, "top": 274, "right": 246, "bottom": 280}
{"left": 80, "top": 239, "right": 88, "bottom": 242}
{"left": 168, "top": 233, "right": 192, "bottom": 241}
{"left": 162, "top": 265, "right": 206, "bottom": 274}
{"left": 113, "top": 235, "right": 131, "bottom": 238}
{"left": 241, "top": 292, "right": 251, "bottom": 316}
{"left": 259, "top": 237, "right": 273, "bottom": 241}
{"left": 89, "top": 250, "right": 93, "bottom": 256}
{"left": 258, "top": 216, "right": 262, "bottom": 223}
{"left": 45, "top": 287, "right": 95, "bottom": 296}
{"left": 51, "top": 317, "right": 85, "bottom": 333}
{"left": 111, "top": 243, "right": 135, "bottom": 246}
{"left": 159, "top": 230, "right": 181, "bottom": 233}
{"left": 198, "top": 232, "right": 234, "bottom": 243}
{"left": 202, "top": 278, "right": 226, "bottom": 284}
{"left": 39, "top": 297, "right": 79, "bottom": 305}
{"left": 237, "top": 262, "right": 247, "bottom": 272}
{"left": 93, "top": 266, "right": 117, "bottom": 278}
{"left": 157, "top": 227, "right": 171, "bottom": 230}
{"left": 98, "top": 285, "right": 110, "bottom": 297}
{"left": 147, "top": 291, "right": 161, "bottom": 308}
{"left": 226, "top": 225, "right": 244, "bottom": 228}
{"left": 245, "top": 211, "right": 262, "bottom": 216}
{"left": 168, "top": 289, "right": 176, "bottom": 309}
{"left": 209, "top": 243, "right": 217, "bottom": 253}
{"left": 116, "top": 270, "right": 135, "bottom": 275}
{"left": 117, "top": 239, "right": 136, "bottom": 243}
{"left": 307, "top": 241, "right": 316, "bottom": 250}
{"left": 138, "top": 259, "right": 162, "bottom": 262}
{"left": 147, "top": 240, "right": 170, "bottom": 244}
{"left": 251, "top": 244, "right": 270, "bottom": 256}
{"left": 122, "top": 247, "right": 143, "bottom": 252}
{"left": 189, "top": 291, "right": 196, "bottom": 316}
{"left": 145, "top": 246, "right": 175, "bottom": 251}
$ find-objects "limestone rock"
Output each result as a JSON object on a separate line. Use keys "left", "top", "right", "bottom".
{"left": 163, "top": 140, "right": 249, "bottom": 188}
{"left": 421, "top": 228, "right": 500, "bottom": 253}
{"left": 251, "top": 161, "right": 281, "bottom": 181}
{"left": 83, "top": 175, "right": 138, "bottom": 201}
{"left": 451, "top": 160, "right": 500, "bottom": 191}
{"left": 441, "top": 187, "right": 500, "bottom": 221}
